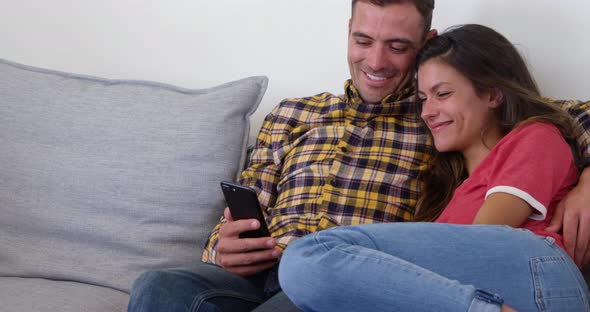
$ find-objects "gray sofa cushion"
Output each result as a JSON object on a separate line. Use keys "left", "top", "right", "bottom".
{"left": 0, "top": 58, "right": 267, "bottom": 294}
{"left": 0, "top": 277, "right": 129, "bottom": 312}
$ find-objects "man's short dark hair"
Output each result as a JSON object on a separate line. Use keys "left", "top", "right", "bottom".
{"left": 351, "top": 0, "right": 435, "bottom": 40}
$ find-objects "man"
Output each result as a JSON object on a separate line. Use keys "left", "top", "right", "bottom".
{"left": 129, "top": 1, "right": 590, "bottom": 311}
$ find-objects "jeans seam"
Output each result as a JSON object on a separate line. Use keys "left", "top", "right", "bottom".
{"left": 190, "top": 289, "right": 265, "bottom": 312}
{"left": 531, "top": 257, "right": 549, "bottom": 311}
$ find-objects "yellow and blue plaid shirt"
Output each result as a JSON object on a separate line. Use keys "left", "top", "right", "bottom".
{"left": 202, "top": 80, "right": 433, "bottom": 262}
{"left": 202, "top": 80, "right": 590, "bottom": 263}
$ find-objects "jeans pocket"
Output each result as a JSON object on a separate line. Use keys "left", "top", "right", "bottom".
{"left": 530, "top": 256, "right": 589, "bottom": 311}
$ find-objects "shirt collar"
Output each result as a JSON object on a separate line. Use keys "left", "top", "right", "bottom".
{"left": 343, "top": 79, "right": 418, "bottom": 117}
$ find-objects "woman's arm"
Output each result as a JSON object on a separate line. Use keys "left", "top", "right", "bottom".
{"left": 471, "top": 123, "right": 577, "bottom": 229}
{"left": 473, "top": 192, "right": 533, "bottom": 227}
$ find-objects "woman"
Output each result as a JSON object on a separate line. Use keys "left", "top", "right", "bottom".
{"left": 277, "top": 24, "right": 590, "bottom": 312}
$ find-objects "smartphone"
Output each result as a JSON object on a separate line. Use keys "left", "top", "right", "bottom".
{"left": 220, "top": 181, "right": 271, "bottom": 238}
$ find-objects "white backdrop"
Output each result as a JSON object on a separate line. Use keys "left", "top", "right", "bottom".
{"left": 1, "top": 0, "right": 588, "bottom": 142}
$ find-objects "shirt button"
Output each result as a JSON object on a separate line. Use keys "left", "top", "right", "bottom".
{"left": 341, "top": 146, "right": 348, "bottom": 153}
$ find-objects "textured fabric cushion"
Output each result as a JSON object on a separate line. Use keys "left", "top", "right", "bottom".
{"left": 0, "top": 277, "right": 128, "bottom": 312}
{"left": 0, "top": 58, "right": 267, "bottom": 293}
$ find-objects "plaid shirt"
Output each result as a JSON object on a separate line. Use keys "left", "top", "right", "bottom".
{"left": 202, "top": 81, "right": 590, "bottom": 263}
{"left": 202, "top": 80, "right": 432, "bottom": 263}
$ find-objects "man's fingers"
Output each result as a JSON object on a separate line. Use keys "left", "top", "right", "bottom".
{"left": 215, "top": 212, "right": 276, "bottom": 274}
{"left": 219, "top": 218, "right": 262, "bottom": 239}
{"left": 574, "top": 232, "right": 585, "bottom": 267}
{"left": 219, "top": 248, "right": 280, "bottom": 270}
{"left": 224, "top": 207, "right": 234, "bottom": 222}
{"left": 582, "top": 239, "right": 590, "bottom": 268}
{"left": 545, "top": 201, "right": 565, "bottom": 232}
{"left": 218, "top": 236, "right": 276, "bottom": 254}
{"left": 562, "top": 211, "right": 579, "bottom": 262}
{"left": 225, "top": 260, "right": 279, "bottom": 277}
{"left": 574, "top": 214, "right": 590, "bottom": 267}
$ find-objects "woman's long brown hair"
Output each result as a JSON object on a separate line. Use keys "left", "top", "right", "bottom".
{"left": 413, "top": 24, "right": 578, "bottom": 222}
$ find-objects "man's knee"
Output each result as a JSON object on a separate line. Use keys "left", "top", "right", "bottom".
{"left": 129, "top": 265, "right": 222, "bottom": 312}
{"left": 131, "top": 264, "right": 219, "bottom": 297}
{"left": 130, "top": 269, "right": 177, "bottom": 301}
{"left": 129, "top": 264, "right": 268, "bottom": 312}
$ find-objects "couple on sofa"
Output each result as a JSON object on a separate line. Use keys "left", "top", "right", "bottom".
{"left": 130, "top": 1, "right": 590, "bottom": 311}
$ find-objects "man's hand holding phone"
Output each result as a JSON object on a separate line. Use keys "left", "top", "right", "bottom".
{"left": 216, "top": 207, "right": 281, "bottom": 276}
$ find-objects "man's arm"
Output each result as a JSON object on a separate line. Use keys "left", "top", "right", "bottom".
{"left": 546, "top": 99, "right": 590, "bottom": 267}
{"left": 547, "top": 167, "right": 590, "bottom": 267}
{"left": 201, "top": 107, "right": 283, "bottom": 276}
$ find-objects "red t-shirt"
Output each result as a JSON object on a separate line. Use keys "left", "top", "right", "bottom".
{"left": 435, "top": 123, "right": 579, "bottom": 249}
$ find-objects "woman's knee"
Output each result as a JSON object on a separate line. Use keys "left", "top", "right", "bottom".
{"left": 279, "top": 243, "right": 316, "bottom": 307}
{"left": 279, "top": 228, "right": 361, "bottom": 306}
{"left": 279, "top": 235, "right": 315, "bottom": 284}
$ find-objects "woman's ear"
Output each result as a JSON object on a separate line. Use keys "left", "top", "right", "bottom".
{"left": 487, "top": 87, "right": 504, "bottom": 109}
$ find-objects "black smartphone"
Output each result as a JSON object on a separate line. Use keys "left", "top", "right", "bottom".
{"left": 220, "top": 181, "right": 271, "bottom": 238}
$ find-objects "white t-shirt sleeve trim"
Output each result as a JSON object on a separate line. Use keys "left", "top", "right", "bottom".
{"left": 485, "top": 186, "right": 547, "bottom": 221}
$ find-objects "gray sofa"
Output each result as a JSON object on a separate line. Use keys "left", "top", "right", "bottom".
{"left": 1, "top": 58, "right": 589, "bottom": 311}
{"left": 0, "top": 58, "right": 267, "bottom": 311}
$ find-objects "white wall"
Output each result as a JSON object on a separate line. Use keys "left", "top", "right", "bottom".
{"left": 1, "top": 0, "right": 588, "bottom": 142}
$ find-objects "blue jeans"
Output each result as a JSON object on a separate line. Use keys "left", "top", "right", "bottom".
{"left": 279, "top": 223, "right": 590, "bottom": 312}
{"left": 128, "top": 262, "right": 302, "bottom": 312}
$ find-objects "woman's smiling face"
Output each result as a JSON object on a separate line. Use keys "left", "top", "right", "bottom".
{"left": 418, "top": 58, "right": 500, "bottom": 157}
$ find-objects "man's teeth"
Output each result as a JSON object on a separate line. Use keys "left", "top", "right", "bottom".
{"left": 367, "top": 73, "right": 386, "bottom": 81}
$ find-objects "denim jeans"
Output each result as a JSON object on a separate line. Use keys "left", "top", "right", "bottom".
{"left": 128, "top": 262, "right": 302, "bottom": 312}
{"left": 279, "top": 223, "right": 590, "bottom": 312}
